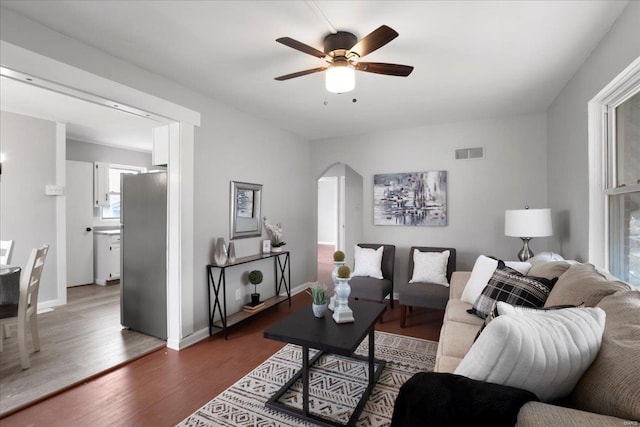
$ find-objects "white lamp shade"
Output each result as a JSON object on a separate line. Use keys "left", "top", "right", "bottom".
{"left": 505, "top": 208, "right": 553, "bottom": 237}
{"left": 325, "top": 64, "right": 355, "bottom": 93}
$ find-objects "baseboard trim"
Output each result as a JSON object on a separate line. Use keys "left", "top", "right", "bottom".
{"left": 170, "top": 327, "right": 210, "bottom": 350}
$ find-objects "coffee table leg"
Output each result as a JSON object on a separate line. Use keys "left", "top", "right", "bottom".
{"left": 302, "top": 345, "right": 309, "bottom": 416}
{"left": 368, "top": 330, "right": 374, "bottom": 389}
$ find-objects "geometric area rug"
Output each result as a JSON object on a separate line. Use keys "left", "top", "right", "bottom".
{"left": 177, "top": 331, "right": 438, "bottom": 426}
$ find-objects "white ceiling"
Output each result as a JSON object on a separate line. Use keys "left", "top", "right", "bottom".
{"left": 0, "top": 0, "right": 629, "bottom": 142}
{"left": 0, "top": 77, "right": 157, "bottom": 151}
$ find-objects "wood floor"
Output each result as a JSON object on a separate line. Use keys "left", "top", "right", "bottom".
{"left": 0, "top": 284, "right": 165, "bottom": 417}
{"left": 317, "top": 243, "right": 336, "bottom": 292}
{"left": 2, "top": 291, "right": 444, "bottom": 427}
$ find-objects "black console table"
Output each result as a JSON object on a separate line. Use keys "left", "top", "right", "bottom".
{"left": 207, "top": 251, "right": 291, "bottom": 339}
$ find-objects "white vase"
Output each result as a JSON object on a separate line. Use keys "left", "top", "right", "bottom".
{"left": 271, "top": 246, "right": 283, "bottom": 253}
{"left": 332, "top": 278, "right": 354, "bottom": 323}
{"left": 227, "top": 241, "right": 236, "bottom": 263}
{"left": 213, "top": 237, "right": 228, "bottom": 265}
{"left": 312, "top": 303, "right": 327, "bottom": 318}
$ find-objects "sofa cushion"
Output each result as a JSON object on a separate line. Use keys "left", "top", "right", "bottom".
{"left": 352, "top": 245, "right": 383, "bottom": 279}
{"left": 527, "top": 261, "right": 571, "bottom": 279}
{"left": 438, "top": 318, "right": 481, "bottom": 360}
{"left": 544, "top": 263, "right": 630, "bottom": 307}
{"left": 460, "top": 255, "right": 531, "bottom": 304}
{"left": 445, "top": 299, "right": 485, "bottom": 326}
{"left": 569, "top": 290, "right": 640, "bottom": 420}
{"left": 454, "top": 306, "right": 606, "bottom": 402}
{"left": 470, "top": 261, "right": 557, "bottom": 319}
{"left": 409, "top": 249, "right": 450, "bottom": 286}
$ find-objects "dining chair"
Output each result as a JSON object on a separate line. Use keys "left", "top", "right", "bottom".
{"left": 0, "top": 240, "right": 14, "bottom": 265}
{"left": 0, "top": 244, "right": 49, "bottom": 369}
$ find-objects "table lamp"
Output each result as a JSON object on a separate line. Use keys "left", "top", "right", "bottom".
{"left": 505, "top": 207, "right": 553, "bottom": 261}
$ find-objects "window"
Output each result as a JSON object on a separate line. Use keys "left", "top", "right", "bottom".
{"left": 589, "top": 58, "right": 640, "bottom": 288}
{"left": 606, "top": 91, "right": 640, "bottom": 286}
{"left": 101, "top": 166, "right": 143, "bottom": 220}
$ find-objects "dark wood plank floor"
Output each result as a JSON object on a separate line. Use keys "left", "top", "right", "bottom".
{"left": 2, "top": 291, "right": 443, "bottom": 427}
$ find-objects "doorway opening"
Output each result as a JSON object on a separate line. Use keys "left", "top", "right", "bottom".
{"left": 316, "top": 163, "right": 363, "bottom": 292}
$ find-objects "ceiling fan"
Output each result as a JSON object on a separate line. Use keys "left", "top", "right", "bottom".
{"left": 275, "top": 25, "right": 414, "bottom": 93}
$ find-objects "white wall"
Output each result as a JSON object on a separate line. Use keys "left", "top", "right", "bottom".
{"left": 67, "top": 139, "right": 153, "bottom": 169}
{"left": 310, "top": 113, "right": 548, "bottom": 285}
{"left": 546, "top": 1, "right": 640, "bottom": 262}
{"left": 317, "top": 177, "right": 338, "bottom": 245}
{"left": 0, "top": 111, "right": 58, "bottom": 301}
{"left": 1, "top": 8, "right": 315, "bottom": 332}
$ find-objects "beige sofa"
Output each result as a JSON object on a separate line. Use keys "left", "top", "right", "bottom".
{"left": 435, "top": 261, "right": 640, "bottom": 424}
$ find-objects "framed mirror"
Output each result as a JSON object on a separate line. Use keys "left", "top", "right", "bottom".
{"left": 230, "top": 181, "right": 263, "bottom": 239}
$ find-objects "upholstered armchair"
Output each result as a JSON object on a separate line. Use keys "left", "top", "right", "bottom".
{"left": 349, "top": 243, "right": 396, "bottom": 309}
{"left": 399, "top": 247, "right": 456, "bottom": 327}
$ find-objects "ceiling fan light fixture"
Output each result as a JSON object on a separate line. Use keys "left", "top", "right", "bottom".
{"left": 325, "top": 62, "right": 355, "bottom": 94}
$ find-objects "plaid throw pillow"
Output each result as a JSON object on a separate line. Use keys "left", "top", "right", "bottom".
{"left": 469, "top": 261, "right": 558, "bottom": 319}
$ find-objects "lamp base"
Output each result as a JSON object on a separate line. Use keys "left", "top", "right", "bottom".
{"left": 517, "top": 238, "right": 534, "bottom": 262}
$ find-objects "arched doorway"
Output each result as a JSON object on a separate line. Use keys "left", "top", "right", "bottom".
{"left": 316, "top": 163, "right": 363, "bottom": 290}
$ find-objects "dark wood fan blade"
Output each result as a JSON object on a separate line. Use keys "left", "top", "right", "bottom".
{"left": 355, "top": 62, "right": 414, "bottom": 76}
{"left": 274, "top": 67, "right": 328, "bottom": 81}
{"left": 350, "top": 25, "right": 399, "bottom": 58}
{"left": 276, "top": 37, "right": 326, "bottom": 58}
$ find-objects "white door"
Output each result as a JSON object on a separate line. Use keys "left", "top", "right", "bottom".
{"left": 66, "top": 160, "right": 94, "bottom": 287}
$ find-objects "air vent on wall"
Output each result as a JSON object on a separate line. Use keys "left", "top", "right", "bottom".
{"left": 455, "top": 146, "right": 484, "bottom": 160}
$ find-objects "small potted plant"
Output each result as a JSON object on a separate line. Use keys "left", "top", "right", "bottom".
{"left": 306, "top": 282, "right": 328, "bottom": 318}
{"left": 333, "top": 250, "right": 345, "bottom": 262}
{"left": 248, "top": 270, "right": 263, "bottom": 306}
{"left": 263, "top": 217, "right": 286, "bottom": 252}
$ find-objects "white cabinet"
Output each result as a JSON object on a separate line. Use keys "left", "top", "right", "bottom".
{"left": 94, "top": 231, "right": 121, "bottom": 285}
{"left": 94, "top": 162, "right": 109, "bottom": 207}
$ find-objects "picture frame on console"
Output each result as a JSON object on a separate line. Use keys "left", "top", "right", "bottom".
{"left": 230, "top": 181, "right": 263, "bottom": 239}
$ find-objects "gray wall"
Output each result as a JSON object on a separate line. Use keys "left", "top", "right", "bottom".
{"left": 1, "top": 8, "right": 315, "bottom": 330}
{"left": 66, "top": 139, "right": 153, "bottom": 169}
{"left": 0, "top": 111, "right": 58, "bottom": 302}
{"left": 311, "top": 113, "right": 549, "bottom": 286}
{"left": 546, "top": 0, "right": 640, "bottom": 261}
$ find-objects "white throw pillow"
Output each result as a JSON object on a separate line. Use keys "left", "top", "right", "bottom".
{"left": 352, "top": 245, "right": 384, "bottom": 279}
{"left": 460, "top": 255, "right": 531, "bottom": 304}
{"left": 454, "top": 305, "right": 606, "bottom": 402}
{"left": 409, "top": 250, "right": 450, "bottom": 286}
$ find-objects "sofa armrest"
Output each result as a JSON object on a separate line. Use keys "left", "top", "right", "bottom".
{"left": 516, "top": 401, "right": 627, "bottom": 426}
{"left": 450, "top": 271, "right": 471, "bottom": 300}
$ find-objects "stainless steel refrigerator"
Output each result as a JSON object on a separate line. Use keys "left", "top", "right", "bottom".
{"left": 120, "top": 171, "right": 167, "bottom": 340}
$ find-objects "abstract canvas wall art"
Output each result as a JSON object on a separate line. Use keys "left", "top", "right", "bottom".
{"left": 373, "top": 171, "right": 447, "bottom": 226}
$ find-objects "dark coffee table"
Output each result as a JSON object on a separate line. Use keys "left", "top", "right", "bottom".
{"left": 263, "top": 300, "right": 386, "bottom": 427}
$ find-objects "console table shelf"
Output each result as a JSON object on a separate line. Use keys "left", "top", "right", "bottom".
{"left": 212, "top": 295, "right": 289, "bottom": 329}
{"left": 207, "top": 251, "right": 290, "bottom": 339}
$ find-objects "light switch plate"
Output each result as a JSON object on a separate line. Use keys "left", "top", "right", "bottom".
{"left": 45, "top": 185, "right": 64, "bottom": 196}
